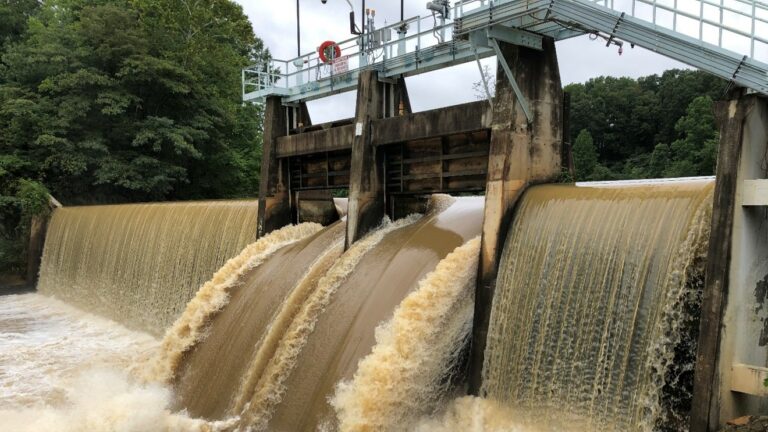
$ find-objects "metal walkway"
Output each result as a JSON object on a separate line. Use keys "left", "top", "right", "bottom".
{"left": 243, "top": 0, "right": 768, "bottom": 103}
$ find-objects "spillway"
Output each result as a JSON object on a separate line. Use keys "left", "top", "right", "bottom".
{"left": 4, "top": 179, "right": 720, "bottom": 432}
{"left": 37, "top": 201, "right": 258, "bottom": 335}
{"left": 164, "top": 196, "right": 484, "bottom": 431}
{"left": 480, "top": 179, "right": 714, "bottom": 431}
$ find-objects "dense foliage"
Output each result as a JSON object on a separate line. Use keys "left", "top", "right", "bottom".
{"left": 567, "top": 69, "right": 726, "bottom": 181}
{"left": 0, "top": 0, "right": 267, "bottom": 276}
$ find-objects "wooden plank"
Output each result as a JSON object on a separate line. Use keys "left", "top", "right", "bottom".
{"left": 276, "top": 124, "right": 355, "bottom": 157}
{"left": 400, "top": 169, "right": 487, "bottom": 181}
{"left": 401, "top": 150, "right": 489, "bottom": 164}
{"left": 741, "top": 179, "right": 768, "bottom": 206}
{"left": 296, "top": 117, "right": 354, "bottom": 133}
{"left": 371, "top": 100, "right": 492, "bottom": 146}
{"left": 731, "top": 364, "right": 768, "bottom": 396}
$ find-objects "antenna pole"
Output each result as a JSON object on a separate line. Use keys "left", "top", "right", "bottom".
{"left": 401, "top": 0, "right": 404, "bottom": 21}
{"left": 296, "top": 0, "right": 301, "bottom": 57}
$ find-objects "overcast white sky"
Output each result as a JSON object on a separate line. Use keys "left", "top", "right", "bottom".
{"left": 236, "top": 0, "right": 693, "bottom": 123}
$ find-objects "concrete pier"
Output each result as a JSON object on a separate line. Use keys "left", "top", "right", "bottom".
{"left": 257, "top": 97, "right": 292, "bottom": 237}
{"left": 691, "top": 92, "right": 768, "bottom": 431}
{"left": 345, "top": 70, "right": 389, "bottom": 249}
{"left": 466, "top": 38, "right": 565, "bottom": 394}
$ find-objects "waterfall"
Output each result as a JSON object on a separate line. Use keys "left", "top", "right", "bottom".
{"left": 480, "top": 179, "right": 714, "bottom": 430}
{"left": 37, "top": 201, "right": 258, "bottom": 334}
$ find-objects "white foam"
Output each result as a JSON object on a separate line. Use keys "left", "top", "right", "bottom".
{"left": 0, "top": 293, "right": 227, "bottom": 431}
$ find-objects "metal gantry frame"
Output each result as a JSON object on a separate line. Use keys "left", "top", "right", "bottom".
{"left": 243, "top": 0, "right": 768, "bottom": 104}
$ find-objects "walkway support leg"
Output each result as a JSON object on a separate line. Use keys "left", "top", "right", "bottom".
{"left": 690, "top": 90, "right": 761, "bottom": 432}
{"left": 345, "top": 71, "right": 409, "bottom": 248}
{"left": 257, "top": 96, "right": 291, "bottom": 237}
{"left": 468, "top": 37, "right": 564, "bottom": 394}
{"left": 346, "top": 70, "right": 386, "bottom": 249}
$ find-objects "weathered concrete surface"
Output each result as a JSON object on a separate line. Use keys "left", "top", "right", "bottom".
{"left": 468, "top": 37, "right": 564, "bottom": 394}
{"left": 371, "top": 101, "right": 492, "bottom": 146}
{"left": 692, "top": 93, "right": 768, "bottom": 432}
{"left": 691, "top": 92, "right": 753, "bottom": 432}
{"left": 26, "top": 215, "right": 48, "bottom": 288}
{"left": 345, "top": 70, "right": 389, "bottom": 249}
{"left": 257, "top": 96, "right": 293, "bottom": 237}
{"left": 276, "top": 124, "right": 355, "bottom": 158}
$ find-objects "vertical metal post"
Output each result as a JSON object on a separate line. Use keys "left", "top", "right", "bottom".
{"left": 297, "top": 0, "right": 301, "bottom": 57}
{"left": 673, "top": 0, "right": 677, "bottom": 32}
{"left": 719, "top": 0, "right": 724, "bottom": 48}
{"left": 397, "top": 22, "right": 407, "bottom": 56}
{"left": 751, "top": 0, "right": 756, "bottom": 57}
{"left": 417, "top": 16, "right": 421, "bottom": 51}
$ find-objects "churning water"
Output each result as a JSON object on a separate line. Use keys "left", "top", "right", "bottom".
{"left": 1, "top": 181, "right": 715, "bottom": 431}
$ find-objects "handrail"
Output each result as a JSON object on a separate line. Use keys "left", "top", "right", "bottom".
{"left": 244, "top": 0, "right": 768, "bottom": 102}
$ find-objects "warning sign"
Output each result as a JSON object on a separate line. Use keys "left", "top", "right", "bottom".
{"left": 333, "top": 55, "right": 349, "bottom": 74}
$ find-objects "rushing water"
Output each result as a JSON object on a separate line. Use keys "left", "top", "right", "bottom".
{"left": 164, "top": 196, "right": 485, "bottom": 431}
{"left": 2, "top": 181, "right": 717, "bottom": 431}
{"left": 37, "top": 201, "right": 258, "bottom": 335}
{"left": 331, "top": 237, "right": 481, "bottom": 432}
{"left": 480, "top": 179, "right": 714, "bottom": 431}
{"left": 0, "top": 294, "right": 219, "bottom": 432}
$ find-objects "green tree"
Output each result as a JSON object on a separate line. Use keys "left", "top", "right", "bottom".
{"left": 565, "top": 70, "right": 723, "bottom": 180}
{"left": 0, "top": 0, "right": 268, "bottom": 276}
{"left": 663, "top": 96, "right": 718, "bottom": 177}
{"left": 573, "top": 129, "right": 598, "bottom": 180}
{"left": 0, "top": 0, "right": 266, "bottom": 203}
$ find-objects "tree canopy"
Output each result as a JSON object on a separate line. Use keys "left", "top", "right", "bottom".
{"left": 566, "top": 70, "right": 726, "bottom": 181}
{"left": 0, "top": 0, "right": 267, "bottom": 275}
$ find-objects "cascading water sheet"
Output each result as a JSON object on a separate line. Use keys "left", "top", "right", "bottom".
{"left": 480, "top": 179, "right": 714, "bottom": 431}
{"left": 37, "top": 201, "right": 259, "bottom": 335}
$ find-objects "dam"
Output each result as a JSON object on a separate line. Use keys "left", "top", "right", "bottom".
{"left": 2, "top": 0, "right": 768, "bottom": 431}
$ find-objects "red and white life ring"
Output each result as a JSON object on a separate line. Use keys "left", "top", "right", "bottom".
{"left": 318, "top": 41, "right": 341, "bottom": 64}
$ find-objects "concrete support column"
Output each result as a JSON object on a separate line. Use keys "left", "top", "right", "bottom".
{"left": 346, "top": 71, "right": 407, "bottom": 249}
{"left": 26, "top": 216, "right": 47, "bottom": 288}
{"left": 25, "top": 196, "right": 60, "bottom": 289}
{"left": 468, "top": 38, "right": 564, "bottom": 394}
{"left": 393, "top": 76, "right": 412, "bottom": 116}
{"left": 690, "top": 91, "right": 763, "bottom": 432}
{"left": 257, "top": 98, "right": 313, "bottom": 237}
{"left": 257, "top": 96, "right": 291, "bottom": 237}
